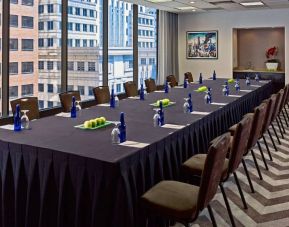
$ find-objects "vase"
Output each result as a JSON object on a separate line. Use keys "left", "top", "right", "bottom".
{"left": 266, "top": 62, "right": 278, "bottom": 71}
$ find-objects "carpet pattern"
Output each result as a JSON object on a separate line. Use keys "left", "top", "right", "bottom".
{"left": 174, "top": 113, "right": 289, "bottom": 227}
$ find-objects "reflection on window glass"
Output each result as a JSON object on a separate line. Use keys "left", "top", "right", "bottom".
{"left": 68, "top": 0, "right": 103, "bottom": 101}
{"left": 108, "top": 0, "right": 133, "bottom": 94}
{"left": 138, "top": 5, "right": 157, "bottom": 88}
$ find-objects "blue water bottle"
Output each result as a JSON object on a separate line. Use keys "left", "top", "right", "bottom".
{"left": 199, "top": 73, "right": 203, "bottom": 84}
{"left": 212, "top": 70, "right": 216, "bottom": 80}
{"left": 188, "top": 93, "right": 193, "bottom": 112}
{"left": 165, "top": 82, "right": 169, "bottom": 93}
{"left": 110, "top": 85, "right": 115, "bottom": 108}
{"left": 71, "top": 96, "right": 77, "bottom": 118}
{"left": 140, "top": 83, "right": 145, "bottom": 100}
{"left": 118, "top": 112, "right": 126, "bottom": 143}
{"left": 159, "top": 101, "right": 164, "bottom": 126}
{"left": 184, "top": 79, "right": 188, "bottom": 88}
{"left": 14, "top": 104, "right": 22, "bottom": 131}
{"left": 208, "top": 87, "right": 212, "bottom": 103}
{"left": 235, "top": 79, "right": 240, "bottom": 91}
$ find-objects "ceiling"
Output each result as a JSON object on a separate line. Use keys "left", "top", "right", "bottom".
{"left": 127, "top": 0, "right": 289, "bottom": 13}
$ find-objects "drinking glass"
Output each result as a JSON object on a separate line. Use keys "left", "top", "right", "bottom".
{"left": 21, "top": 110, "right": 30, "bottom": 130}
{"left": 153, "top": 109, "right": 160, "bottom": 127}
{"left": 75, "top": 101, "right": 82, "bottom": 117}
{"left": 115, "top": 95, "right": 119, "bottom": 107}
{"left": 111, "top": 122, "right": 120, "bottom": 144}
{"left": 183, "top": 98, "right": 190, "bottom": 113}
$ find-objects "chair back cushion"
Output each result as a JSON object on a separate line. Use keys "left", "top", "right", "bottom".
{"left": 262, "top": 94, "right": 277, "bottom": 133}
{"left": 93, "top": 86, "right": 110, "bottom": 104}
{"left": 10, "top": 97, "right": 40, "bottom": 120}
{"left": 247, "top": 102, "right": 268, "bottom": 149}
{"left": 197, "top": 132, "right": 231, "bottom": 210}
{"left": 271, "top": 90, "right": 283, "bottom": 122}
{"left": 184, "top": 72, "right": 193, "bottom": 83}
{"left": 59, "top": 91, "right": 81, "bottom": 112}
{"left": 166, "top": 75, "right": 178, "bottom": 87}
{"left": 145, "top": 78, "right": 157, "bottom": 93}
{"left": 228, "top": 114, "right": 254, "bottom": 173}
{"left": 124, "top": 81, "right": 138, "bottom": 97}
{"left": 278, "top": 86, "right": 288, "bottom": 113}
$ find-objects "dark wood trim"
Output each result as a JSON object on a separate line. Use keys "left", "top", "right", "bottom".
{"left": 103, "top": 0, "right": 108, "bottom": 86}
{"left": 133, "top": 4, "right": 139, "bottom": 87}
{"left": 61, "top": 0, "right": 68, "bottom": 92}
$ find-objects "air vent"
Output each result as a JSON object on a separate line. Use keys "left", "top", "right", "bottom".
{"left": 211, "top": 1, "right": 234, "bottom": 4}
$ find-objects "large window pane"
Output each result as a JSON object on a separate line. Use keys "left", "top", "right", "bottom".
{"left": 0, "top": 2, "right": 2, "bottom": 115}
{"left": 68, "top": 0, "right": 103, "bottom": 101}
{"left": 108, "top": 0, "right": 133, "bottom": 94}
{"left": 138, "top": 6, "right": 157, "bottom": 87}
{"left": 9, "top": 0, "right": 61, "bottom": 112}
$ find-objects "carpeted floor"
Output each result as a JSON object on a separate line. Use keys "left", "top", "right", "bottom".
{"left": 174, "top": 114, "right": 289, "bottom": 227}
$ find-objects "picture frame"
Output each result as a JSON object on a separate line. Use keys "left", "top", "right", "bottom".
{"left": 186, "top": 30, "right": 218, "bottom": 59}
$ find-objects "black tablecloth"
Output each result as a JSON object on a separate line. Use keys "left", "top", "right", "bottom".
{"left": 0, "top": 79, "right": 272, "bottom": 227}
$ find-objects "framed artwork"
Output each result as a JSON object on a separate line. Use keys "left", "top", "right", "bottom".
{"left": 186, "top": 30, "right": 218, "bottom": 59}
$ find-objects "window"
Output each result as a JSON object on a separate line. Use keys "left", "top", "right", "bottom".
{"left": 89, "top": 25, "right": 94, "bottom": 32}
{"left": 10, "top": 15, "right": 18, "bottom": 27}
{"left": 75, "top": 39, "right": 80, "bottom": 47}
{"left": 47, "top": 101, "right": 53, "bottom": 108}
{"left": 22, "top": 84, "right": 34, "bottom": 96}
{"left": 89, "top": 10, "right": 94, "bottom": 17}
{"left": 39, "top": 5, "right": 44, "bottom": 14}
{"left": 109, "top": 0, "right": 133, "bottom": 94}
{"left": 10, "top": 39, "right": 18, "bottom": 51}
{"left": 68, "top": 61, "right": 74, "bottom": 71}
{"left": 22, "top": 0, "right": 33, "bottom": 6}
{"left": 22, "top": 62, "right": 34, "bottom": 74}
{"left": 38, "top": 22, "right": 44, "bottom": 30}
{"left": 116, "top": 84, "right": 121, "bottom": 93}
{"left": 88, "top": 62, "right": 95, "bottom": 71}
{"left": 68, "top": 85, "right": 74, "bottom": 91}
{"left": 48, "top": 4, "right": 54, "bottom": 13}
{"left": 68, "top": 22, "right": 73, "bottom": 31}
{"left": 89, "top": 40, "right": 94, "bottom": 47}
{"left": 9, "top": 62, "right": 18, "bottom": 75}
{"left": 68, "top": 39, "right": 73, "bottom": 47}
{"left": 22, "top": 39, "right": 33, "bottom": 51}
{"left": 39, "top": 61, "right": 44, "bottom": 70}
{"left": 47, "top": 38, "right": 53, "bottom": 47}
{"left": 38, "top": 38, "right": 44, "bottom": 47}
{"left": 77, "top": 62, "right": 85, "bottom": 71}
{"left": 83, "top": 40, "right": 87, "bottom": 47}
{"left": 78, "top": 86, "right": 85, "bottom": 95}
{"left": 9, "top": 86, "right": 18, "bottom": 98}
{"left": 83, "top": 24, "right": 87, "bottom": 32}
{"left": 47, "top": 61, "right": 54, "bottom": 70}
{"left": 68, "top": 6, "right": 73, "bottom": 14}
{"left": 75, "top": 23, "right": 80, "bottom": 31}
{"left": 38, "top": 100, "right": 44, "bottom": 109}
{"left": 22, "top": 16, "right": 33, "bottom": 28}
{"left": 47, "top": 84, "right": 54, "bottom": 93}
{"left": 83, "top": 9, "right": 87, "bottom": 16}
{"left": 88, "top": 86, "right": 94, "bottom": 96}
{"left": 138, "top": 6, "right": 158, "bottom": 86}
{"left": 11, "top": 0, "right": 18, "bottom": 4}
{"left": 57, "top": 61, "right": 61, "bottom": 71}
{"left": 75, "top": 7, "right": 80, "bottom": 15}
{"left": 38, "top": 83, "right": 44, "bottom": 92}
{"left": 47, "top": 21, "right": 53, "bottom": 30}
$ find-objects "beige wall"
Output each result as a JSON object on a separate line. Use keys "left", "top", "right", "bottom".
{"left": 178, "top": 8, "right": 289, "bottom": 83}
{"left": 237, "top": 28, "right": 285, "bottom": 70}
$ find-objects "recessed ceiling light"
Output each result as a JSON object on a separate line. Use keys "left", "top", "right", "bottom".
{"left": 192, "top": 9, "right": 196, "bottom": 11}
{"left": 190, "top": 1, "right": 195, "bottom": 3}
{"left": 177, "top": 6, "right": 196, "bottom": 10}
{"left": 146, "top": 0, "right": 173, "bottom": 2}
{"left": 240, "top": 1, "right": 264, "bottom": 6}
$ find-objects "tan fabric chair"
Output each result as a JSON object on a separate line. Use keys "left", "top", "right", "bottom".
{"left": 141, "top": 132, "right": 231, "bottom": 227}
{"left": 10, "top": 97, "right": 40, "bottom": 120}
{"left": 184, "top": 72, "right": 193, "bottom": 83}
{"left": 166, "top": 75, "right": 178, "bottom": 87}
{"left": 182, "top": 115, "right": 253, "bottom": 226}
{"left": 124, "top": 81, "right": 138, "bottom": 97}
{"left": 145, "top": 78, "right": 157, "bottom": 93}
{"left": 59, "top": 91, "right": 81, "bottom": 112}
{"left": 93, "top": 86, "right": 110, "bottom": 104}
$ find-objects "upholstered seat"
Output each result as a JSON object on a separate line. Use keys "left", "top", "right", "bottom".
{"left": 145, "top": 78, "right": 157, "bottom": 93}
{"left": 184, "top": 72, "right": 193, "bottom": 83}
{"left": 93, "top": 86, "right": 110, "bottom": 104}
{"left": 10, "top": 97, "right": 40, "bottom": 120}
{"left": 124, "top": 81, "right": 138, "bottom": 97}
{"left": 142, "top": 181, "right": 199, "bottom": 220}
{"left": 59, "top": 91, "right": 81, "bottom": 112}
{"left": 166, "top": 75, "right": 178, "bottom": 87}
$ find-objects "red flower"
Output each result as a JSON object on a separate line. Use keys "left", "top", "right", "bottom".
{"left": 266, "top": 47, "right": 277, "bottom": 59}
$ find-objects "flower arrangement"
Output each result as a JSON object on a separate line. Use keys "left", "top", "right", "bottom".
{"left": 266, "top": 46, "right": 278, "bottom": 63}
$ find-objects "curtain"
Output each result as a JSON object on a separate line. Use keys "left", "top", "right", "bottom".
{"left": 157, "top": 11, "right": 179, "bottom": 85}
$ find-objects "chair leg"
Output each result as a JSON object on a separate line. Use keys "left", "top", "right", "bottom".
{"left": 278, "top": 115, "right": 286, "bottom": 134}
{"left": 282, "top": 110, "right": 289, "bottom": 127}
{"left": 207, "top": 204, "right": 217, "bottom": 227}
{"left": 257, "top": 141, "right": 269, "bottom": 170}
{"left": 251, "top": 149, "right": 263, "bottom": 180}
{"left": 267, "top": 129, "right": 278, "bottom": 151}
{"left": 242, "top": 159, "right": 255, "bottom": 193}
{"left": 233, "top": 172, "right": 248, "bottom": 209}
{"left": 276, "top": 118, "right": 285, "bottom": 138}
{"left": 284, "top": 108, "right": 289, "bottom": 122}
{"left": 262, "top": 135, "right": 273, "bottom": 161}
{"left": 219, "top": 184, "right": 236, "bottom": 227}
{"left": 271, "top": 124, "right": 281, "bottom": 145}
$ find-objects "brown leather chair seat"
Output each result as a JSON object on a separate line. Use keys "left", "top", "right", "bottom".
{"left": 59, "top": 91, "right": 81, "bottom": 112}
{"left": 184, "top": 72, "right": 193, "bottom": 83}
{"left": 166, "top": 75, "right": 178, "bottom": 87}
{"left": 145, "top": 78, "right": 157, "bottom": 93}
{"left": 124, "top": 81, "right": 138, "bottom": 97}
{"left": 142, "top": 180, "right": 199, "bottom": 220}
{"left": 10, "top": 97, "right": 40, "bottom": 120}
{"left": 93, "top": 86, "right": 110, "bottom": 104}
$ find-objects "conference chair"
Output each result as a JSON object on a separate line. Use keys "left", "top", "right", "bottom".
{"left": 166, "top": 75, "right": 178, "bottom": 87}
{"left": 184, "top": 72, "right": 194, "bottom": 83}
{"left": 10, "top": 97, "right": 40, "bottom": 120}
{"left": 124, "top": 81, "right": 138, "bottom": 97}
{"left": 59, "top": 91, "right": 81, "bottom": 112}
{"left": 145, "top": 78, "right": 157, "bottom": 93}
{"left": 93, "top": 86, "right": 110, "bottom": 104}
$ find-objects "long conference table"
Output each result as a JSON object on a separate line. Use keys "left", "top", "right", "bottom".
{"left": 0, "top": 79, "right": 272, "bottom": 227}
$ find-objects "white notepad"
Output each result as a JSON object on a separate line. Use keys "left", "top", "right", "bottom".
{"left": 190, "top": 111, "right": 211, "bottom": 115}
{"left": 55, "top": 112, "right": 71, "bottom": 118}
{"left": 161, "top": 124, "right": 186, "bottom": 129}
{"left": 211, "top": 102, "right": 228, "bottom": 106}
{"left": 97, "top": 103, "right": 110, "bottom": 107}
{"left": 240, "top": 90, "right": 252, "bottom": 93}
{"left": 228, "top": 95, "right": 242, "bottom": 98}
{"left": 119, "top": 140, "right": 149, "bottom": 148}
{"left": 250, "top": 85, "right": 261, "bottom": 88}
{"left": 0, "top": 124, "right": 24, "bottom": 130}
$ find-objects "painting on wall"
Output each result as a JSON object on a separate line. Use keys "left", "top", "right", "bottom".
{"left": 186, "top": 31, "right": 218, "bottom": 59}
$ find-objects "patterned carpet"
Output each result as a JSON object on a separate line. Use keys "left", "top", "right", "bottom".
{"left": 174, "top": 113, "right": 289, "bottom": 227}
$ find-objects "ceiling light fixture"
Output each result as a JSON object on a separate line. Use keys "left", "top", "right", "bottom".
{"left": 146, "top": 0, "right": 173, "bottom": 3}
{"left": 190, "top": 1, "right": 195, "bottom": 3}
{"left": 177, "top": 6, "right": 196, "bottom": 10}
{"left": 240, "top": 1, "right": 264, "bottom": 6}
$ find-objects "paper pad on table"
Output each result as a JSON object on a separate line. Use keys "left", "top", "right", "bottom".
{"left": 240, "top": 90, "right": 252, "bottom": 93}
{"left": 0, "top": 124, "right": 19, "bottom": 130}
{"left": 97, "top": 103, "right": 110, "bottom": 107}
{"left": 174, "top": 86, "right": 183, "bottom": 89}
{"left": 154, "top": 90, "right": 165, "bottom": 93}
{"left": 128, "top": 96, "right": 140, "bottom": 100}
{"left": 190, "top": 111, "right": 210, "bottom": 115}
{"left": 161, "top": 124, "right": 185, "bottom": 129}
{"left": 250, "top": 85, "right": 261, "bottom": 88}
{"left": 228, "top": 95, "right": 242, "bottom": 97}
{"left": 119, "top": 140, "right": 149, "bottom": 148}
{"left": 55, "top": 112, "right": 71, "bottom": 118}
{"left": 211, "top": 102, "right": 227, "bottom": 106}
